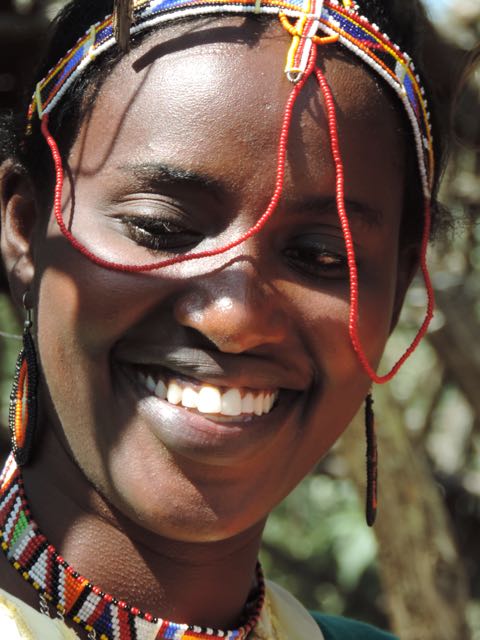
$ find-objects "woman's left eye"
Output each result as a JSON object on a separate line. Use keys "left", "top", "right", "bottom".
{"left": 283, "top": 242, "right": 349, "bottom": 279}
{"left": 120, "top": 215, "right": 203, "bottom": 252}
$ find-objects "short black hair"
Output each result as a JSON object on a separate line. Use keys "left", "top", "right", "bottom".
{"left": 0, "top": 0, "right": 453, "bottom": 242}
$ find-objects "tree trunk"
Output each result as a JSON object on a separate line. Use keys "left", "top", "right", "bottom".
{"left": 339, "top": 389, "right": 471, "bottom": 640}
{"left": 429, "top": 287, "right": 480, "bottom": 419}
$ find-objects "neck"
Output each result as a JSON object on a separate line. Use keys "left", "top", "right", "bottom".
{"left": 1, "top": 425, "right": 265, "bottom": 633}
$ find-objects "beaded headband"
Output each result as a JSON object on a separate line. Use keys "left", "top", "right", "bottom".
{"left": 28, "top": 0, "right": 435, "bottom": 383}
{"left": 29, "top": 0, "right": 434, "bottom": 195}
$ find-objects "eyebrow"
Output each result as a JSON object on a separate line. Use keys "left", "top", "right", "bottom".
{"left": 118, "top": 162, "right": 382, "bottom": 227}
{"left": 117, "top": 162, "right": 225, "bottom": 198}
{"left": 298, "top": 196, "right": 383, "bottom": 229}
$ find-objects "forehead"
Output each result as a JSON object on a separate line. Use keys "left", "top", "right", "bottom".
{"left": 70, "top": 16, "right": 405, "bottom": 213}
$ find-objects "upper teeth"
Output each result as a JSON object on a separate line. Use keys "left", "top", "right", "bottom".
{"left": 138, "top": 372, "right": 277, "bottom": 417}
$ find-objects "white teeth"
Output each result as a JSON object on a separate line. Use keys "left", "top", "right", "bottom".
{"left": 155, "top": 379, "right": 167, "bottom": 400}
{"left": 181, "top": 387, "right": 198, "bottom": 409}
{"left": 254, "top": 393, "right": 264, "bottom": 416}
{"left": 268, "top": 393, "right": 275, "bottom": 412}
{"left": 263, "top": 393, "right": 272, "bottom": 414}
{"left": 138, "top": 371, "right": 278, "bottom": 417}
{"left": 221, "top": 388, "right": 242, "bottom": 416}
{"left": 242, "top": 392, "right": 254, "bottom": 414}
{"left": 197, "top": 386, "right": 222, "bottom": 414}
{"left": 146, "top": 375, "right": 156, "bottom": 393}
{"left": 166, "top": 381, "right": 182, "bottom": 405}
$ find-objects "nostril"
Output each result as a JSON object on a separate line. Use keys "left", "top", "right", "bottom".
{"left": 183, "top": 326, "right": 223, "bottom": 351}
{"left": 181, "top": 310, "right": 287, "bottom": 354}
{"left": 173, "top": 283, "right": 289, "bottom": 353}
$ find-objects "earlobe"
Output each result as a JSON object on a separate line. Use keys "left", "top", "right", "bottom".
{"left": 390, "top": 243, "right": 421, "bottom": 333}
{"left": 0, "top": 159, "right": 38, "bottom": 306}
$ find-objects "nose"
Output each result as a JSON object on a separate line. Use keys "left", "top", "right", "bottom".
{"left": 173, "top": 264, "right": 289, "bottom": 353}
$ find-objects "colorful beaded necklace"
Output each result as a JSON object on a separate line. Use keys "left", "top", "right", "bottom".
{"left": 0, "top": 454, "right": 266, "bottom": 640}
{"left": 26, "top": 0, "right": 436, "bottom": 383}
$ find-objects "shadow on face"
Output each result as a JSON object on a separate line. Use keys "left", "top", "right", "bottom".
{"left": 5, "top": 15, "right": 412, "bottom": 543}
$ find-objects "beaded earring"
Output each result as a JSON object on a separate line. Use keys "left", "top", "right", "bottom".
{"left": 9, "top": 295, "right": 39, "bottom": 466}
{"left": 365, "top": 393, "right": 377, "bottom": 526}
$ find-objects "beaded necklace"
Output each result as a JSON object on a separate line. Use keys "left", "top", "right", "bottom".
{"left": 0, "top": 454, "right": 265, "bottom": 640}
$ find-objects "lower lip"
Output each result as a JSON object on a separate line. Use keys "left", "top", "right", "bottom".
{"left": 117, "top": 366, "right": 299, "bottom": 463}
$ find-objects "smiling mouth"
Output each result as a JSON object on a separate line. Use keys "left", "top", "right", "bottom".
{"left": 129, "top": 367, "right": 279, "bottom": 418}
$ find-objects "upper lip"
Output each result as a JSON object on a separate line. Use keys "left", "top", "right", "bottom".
{"left": 114, "top": 344, "right": 310, "bottom": 391}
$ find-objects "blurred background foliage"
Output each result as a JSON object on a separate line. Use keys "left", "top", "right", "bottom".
{"left": 263, "top": 2, "right": 480, "bottom": 637}
{"left": 0, "top": 1, "right": 478, "bottom": 639}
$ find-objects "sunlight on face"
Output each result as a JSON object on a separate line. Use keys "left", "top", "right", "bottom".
{"left": 34, "top": 17, "right": 407, "bottom": 542}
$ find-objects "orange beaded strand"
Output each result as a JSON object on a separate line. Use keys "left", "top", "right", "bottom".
{"left": 14, "top": 359, "right": 29, "bottom": 448}
{"left": 9, "top": 307, "right": 38, "bottom": 466}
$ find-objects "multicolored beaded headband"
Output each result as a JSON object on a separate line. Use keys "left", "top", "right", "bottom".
{"left": 29, "top": 0, "right": 434, "bottom": 194}
{"left": 28, "top": 0, "right": 435, "bottom": 383}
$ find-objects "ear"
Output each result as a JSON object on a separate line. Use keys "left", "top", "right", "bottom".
{"left": 390, "top": 242, "right": 421, "bottom": 333}
{"left": 0, "top": 159, "right": 39, "bottom": 308}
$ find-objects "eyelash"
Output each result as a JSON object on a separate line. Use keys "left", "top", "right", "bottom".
{"left": 121, "top": 215, "right": 202, "bottom": 252}
{"left": 120, "top": 215, "right": 349, "bottom": 279}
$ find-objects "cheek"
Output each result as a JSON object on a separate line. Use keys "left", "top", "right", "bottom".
{"left": 279, "top": 268, "right": 397, "bottom": 489}
{"left": 36, "top": 238, "right": 164, "bottom": 354}
{"left": 357, "top": 256, "right": 400, "bottom": 365}
{"left": 33, "top": 246, "right": 148, "bottom": 442}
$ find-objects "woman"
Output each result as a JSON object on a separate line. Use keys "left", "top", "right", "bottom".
{"left": 0, "top": 0, "right": 452, "bottom": 638}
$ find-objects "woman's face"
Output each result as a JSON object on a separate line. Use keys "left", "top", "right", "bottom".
{"left": 30, "top": 18, "right": 409, "bottom": 541}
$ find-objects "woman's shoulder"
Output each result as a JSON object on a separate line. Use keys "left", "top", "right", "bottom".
{"left": 265, "top": 579, "right": 397, "bottom": 640}
{"left": 312, "top": 612, "right": 399, "bottom": 640}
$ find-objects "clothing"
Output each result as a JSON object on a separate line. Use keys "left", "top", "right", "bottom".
{"left": 0, "top": 583, "right": 397, "bottom": 640}
{"left": 0, "top": 589, "right": 77, "bottom": 640}
{"left": 312, "top": 613, "right": 398, "bottom": 640}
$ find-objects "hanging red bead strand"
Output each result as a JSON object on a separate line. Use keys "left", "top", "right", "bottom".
{"left": 39, "top": 45, "right": 318, "bottom": 274}
{"left": 40, "top": 41, "right": 434, "bottom": 384}
{"left": 314, "top": 66, "right": 435, "bottom": 384}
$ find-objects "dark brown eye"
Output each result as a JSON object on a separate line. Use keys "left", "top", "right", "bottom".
{"left": 284, "top": 244, "right": 348, "bottom": 280}
{"left": 315, "top": 253, "right": 343, "bottom": 267}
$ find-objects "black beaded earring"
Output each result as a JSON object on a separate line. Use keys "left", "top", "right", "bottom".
{"left": 9, "top": 295, "right": 39, "bottom": 466}
{"left": 365, "top": 393, "right": 377, "bottom": 526}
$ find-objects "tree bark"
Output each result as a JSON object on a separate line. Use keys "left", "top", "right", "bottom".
{"left": 429, "top": 287, "right": 480, "bottom": 420}
{"left": 339, "top": 390, "right": 471, "bottom": 640}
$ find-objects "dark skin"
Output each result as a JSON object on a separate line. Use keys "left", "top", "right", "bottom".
{"left": 0, "top": 17, "right": 418, "bottom": 638}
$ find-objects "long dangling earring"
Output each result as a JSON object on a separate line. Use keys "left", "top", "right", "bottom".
{"left": 9, "top": 294, "right": 38, "bottom": 466}
{"left": 365, "top": 393, "right": 377, "bottom": 526}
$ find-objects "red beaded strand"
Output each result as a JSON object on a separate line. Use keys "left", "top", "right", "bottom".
{"left": 314, "top": 66, "right": 435, "bottom": 383}
{"left": 40, "top": 46, "right": 317, "bottom": 274}
{"left": 40, "top": 41, "right": 434, "bottom": 384}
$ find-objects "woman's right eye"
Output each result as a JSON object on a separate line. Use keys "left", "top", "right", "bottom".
{"left": 121, "top": 216, "right": 203, "bottom": 252}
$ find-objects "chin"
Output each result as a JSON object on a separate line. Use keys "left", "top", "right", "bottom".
{"left": 92, "top": 444, "right": 268, "bottom": 544}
